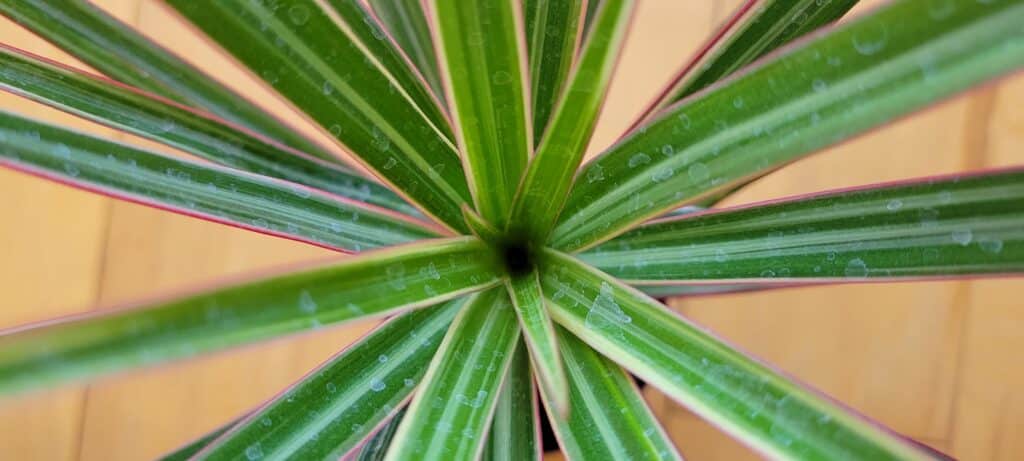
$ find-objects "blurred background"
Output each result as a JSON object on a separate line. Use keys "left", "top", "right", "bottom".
{"left": 1, "top": 0, "right": 1021, "bottom": 459}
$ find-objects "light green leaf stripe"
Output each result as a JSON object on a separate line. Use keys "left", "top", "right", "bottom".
{"left": 524, "top": 0, "right": 585, "bottom": 141}
{"left": 553, "top": 0, "right": 1024, "bottom": 252}
{"left": 504, "top": 272, "right": 569, "bottom": 417}
{"left": 481, "top": 341, "right": 540, "bottom": 461}
{"left": 198, "top": 301, "right": 464, "bottom": 460}
{"left": 0, "top": 0, "right": 337, "bottom": 162}
{"left": 0, "top": 110, "right": 437, "bottom": 252}
{"left": 166, "top": 0, "right": 472, "bottom": 232}
{"left": 0, "top": 237, "right": 501, "bottom": 394}
{"left": 430, "top": 0, "right": 532, "bottom": 228}
{"left": 642, "top": 0, "right": 860, "bottom": 119}
{"left": 354, "top": 409, "right": 408, "bottom": 461}
{"left": 539, "top": 249, "right": 934, "bottom": 460}
{"left": 461, "top": 205, "right": 503, "bottom": 244}
{"left": 0, "top": 44, "right": 419, "bottom": 216}
{"left": 586, "top": 168, "right": 1024, "bottom": 283}
{"left": 541, "top": 327, "right": 682, "bottom": 461}
{"left": 509, "top": 0, "right": 634, "bottom": 241}
{"left": 385, "top": 288, "right": 521, "bottom": 461}
{"left": 369, "top": 0, "right": 447, "bottom": 104}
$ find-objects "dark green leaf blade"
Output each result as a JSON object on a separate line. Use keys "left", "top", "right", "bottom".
{"left": 636, "top": 0, "right": 860, "bottom": 124}
{"left": 198, "top": 301, "right": 464, "bottom": 460}
{"left": 525, "top": 0, "right": 585, "bottom": 140}
{"left": 508, "top": 0, "right": 634, "bottom": 240}
{"left": 539, "top": 249, "right": 938, "bottom": 460}
{"left": 585, "top": 168, "right": 1024, "bottom": 283}
{"left": 385, "top": 289, "right": 520, "bottom": 460}
{"left": 0, "top": 0, "right": 336, "bottom": 161}
{"left": 354, "top": 409, "right": 407, "bottom": 461}
{"left": 165, "top": 0, "right": 472, "bottom": 232}
{"left": 0, "top": 110, "right": 439, "bottom": 252}
{"left": 552, "top": 0, "right": 1024, "bottom": 252}
{"left": 504, "top": 272, "right": 568, "bottom": 417}
{"left": 0, "top": 237, "right": 501, "bottom": 394}
{"left": 0, "top": 44, "right": 418, "bottom": 216}
{"left": 368, "top": 0, "right": 446, "bottom": 103}
{"left": 430, "top": 0, "right": 531, "bottom": 228}
{"left": 542, "top": 327, "right": 681, "bottom": 461}
{"left": 481, "top": 341, "right": 539, "bottom": 461}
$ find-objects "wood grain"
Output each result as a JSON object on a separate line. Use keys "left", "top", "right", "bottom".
{"left": 0, "top": 1, "right": 1020, "bottom": 459}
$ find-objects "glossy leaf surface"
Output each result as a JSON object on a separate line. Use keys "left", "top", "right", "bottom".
{"left": 542, "top": 327, "right": 681, "bottom": 461}
{"left": 505, "top": 272, "right": 568, "bottom": 417}
{"left": 430, "top": 0, "right": 531, "bottom": 228}
{"left": 0, "top": 45, "right": 418, "bottom": 215}
{"left": 509, "top": 0, "right": 633, "bottom": 240}
{"left": 553, "top": 0, "right": 1024, "bottom": 251}
{"left": 481, "top": 341, "right": 539, "bottom": 461}
{"left": 585, "top": 169, "right": 1024, "bottom": 283}
{"left": 166, "top": 0, "right": 471, "bottom": 231}
{"left": 0, "top": 238, "right": 500, "bottom": 394}
{"left": 639, "top": 0, "right": 860, "bottom": 122}
{"left": 0, "top": 0, "right": 335, "bottom": 161}
{"left": 198, "top": 302, "right": 464, "bottom": 460}
{"left": 369, "top": 0, "right": 446, "bottom": 102}
{"left": 0, "top": 110, "right": 437, "bottom": 252}
{"left": 539, "top": 250, "right": 934, "bottom": 460}
{"left": 385, "top": 289, "right": 520, "bottom": 461}
{"left": 524, "top": 0, "right": 585, "bottom": 139}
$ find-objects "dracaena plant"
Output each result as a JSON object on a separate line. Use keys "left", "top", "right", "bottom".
{"left": 0, "top": 0, "right": 1021, "bottom": 459}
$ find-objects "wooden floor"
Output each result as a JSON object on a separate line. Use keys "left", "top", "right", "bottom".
{"left": 1, "top": 1, "right": 1021, "bottom": 459}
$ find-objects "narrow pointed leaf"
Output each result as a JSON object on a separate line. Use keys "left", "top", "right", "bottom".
{"left": 524, "top": 0, "right": 585, "bottom": 140}
{"left": 637, "top": 283, "right": 784, "bottom": 298}
{"left": 552, "top": 0, "right": 1024, "bottom": 252}
{"left": 352, "top": 409, "right": 407, "bottom": 461}
{"left": 539, "top": 249, "right": 937, "bottom": 460}
{"left": 166, "top": 0, "right": 471, "bottom": 232}
{"left": 636, "top": 0, "right": 860, "bottom": 124}
{"left": 461, "top": 205, "right": 502, "bottom": 244}
{"left": 509, "top": 0, "right": 634, "bottom": 240}
{"left": 586, "top": 168, "right": 1024, "bottom": 284}
{"left": 369, "top": 0, "right": 446, "bottom": 103}
{"left": 0, "top": 110, "right": 438, "bottom": 252}
{"left": 0, "top": 45, "right": 418, "bottom": 216}
{"left": 430, "top": 0, "right": 531, "bottom": 228}
{"left": 481, "top": 341, "right": 540, "bottom": 461}
{"left": 0, "top": 237, "right": 501, "bottom": 394}
{"left": 158, "top": 418, "right": 241, "bottom": 461}
{"left": 385, "top": 289, "right": 520, "bottom": 461}
{"left": 504, "top": 273, "right": 569, "bottom": 417}
{"left": 0, "top": 0, "right": 335, "bottom": 161}
{"left": 198, "top": 301, "right": 464, "bottom": 460}
{"left": 542, "top": 327, "right": 681, "bottom": 461}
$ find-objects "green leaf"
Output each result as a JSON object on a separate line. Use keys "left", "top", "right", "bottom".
{"left": 636, "top": 283, "right": 782, "bottom": 298}
{"left": 461, "top": 205, "right": 502, "bottom": 244}
{"left": 355, "top": 409, "right": 407, "bottom": 461}
{"left": 430, "top": 0, "right": 531, "bottom": 228}
{"left": 385, "top": 288, "right": 520, "bottom": 461}
{"left": 481, "top": 341, "right": 539, "bottom": 461}
{"left": 0, "top": 0, "right": 335, "bottom": 162}
{"left": 638, "top": 0, "right": 860, "bottom": 121}
{"left": 509, "top": 0, "right": 634, "bottom": 240}
{"left": 539, "top": 249, "right": 936, "bottom": 460}
{"left": 368, "top": 0, "right": 446, "bottom": 104}
{"left": 552, "top": 0, "right": 1024, "bottom": 252}
{"left": 158, "top": 418, "right": 241, "bottom": 461}
{"left": 197, "top": 301, "right": 464, "bottom": 460}
{"left": 0, "top": 110, "right": 438, "bottom": 252}
{"left": 524, "top": 0, "right": 585, "bottom": 140}
{"left": 504, "top": 272, "right": 569, "bottom": 417}
{"left": 542, "top": 327, "right": 681, "bottom": 461}
{"left": 0, "top": 237, "right": 500, "bottom": 394}
{"left": 0, "top": 45, "right": 418, "bottom": 216}
{"left": 585, "top": 168, "right": 1024, "bottom": 283}
{"left": 165, "top": 0, "right": 472, "bottom": 232}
